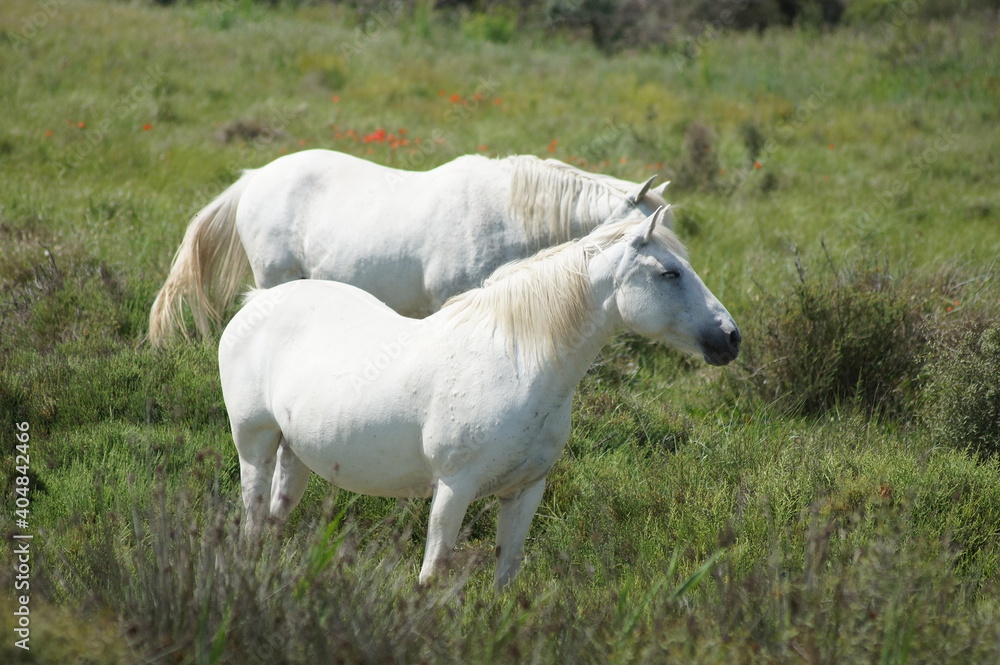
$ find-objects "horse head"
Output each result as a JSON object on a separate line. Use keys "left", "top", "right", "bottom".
{"left": 610, "top": 208, "right": 740, "bottom": 366}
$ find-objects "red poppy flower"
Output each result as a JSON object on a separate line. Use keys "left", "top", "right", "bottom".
{"left": 363, "top": 128, "right": 388, "bottom": 143}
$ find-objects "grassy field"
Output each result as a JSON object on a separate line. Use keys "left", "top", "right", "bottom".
{"left": 2, "top": 1, "right": 1000, "bottom": 662}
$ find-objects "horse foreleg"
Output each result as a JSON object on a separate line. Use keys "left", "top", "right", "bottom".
{"left": 419, "top": 479, "right": 476, "bottom": 585}
{"left": 270, "top": 439, "right": 311, "bottom": 521}
{"left": 494, "top": 477, "right": 547, "bottom": 592}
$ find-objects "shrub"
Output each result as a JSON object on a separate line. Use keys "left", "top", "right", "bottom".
{"left": 923, "top": 324, "right": 1000, "bottom": 457}
{"left": 675, "top": 121, "right": 721, "bottom": 192}
{"left": 460, "top": 7, "right": 518, "bottom": 43}
{"left": 737, "top": 254, "right": 929, "bottom": 418}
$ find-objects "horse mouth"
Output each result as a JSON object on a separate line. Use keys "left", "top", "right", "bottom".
{"left": 703, "top": 350, "right": 738, "bottom": 366}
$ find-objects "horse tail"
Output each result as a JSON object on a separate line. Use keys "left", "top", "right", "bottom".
{"left": 148, "top": 172, "right": 255, "bottom": 346}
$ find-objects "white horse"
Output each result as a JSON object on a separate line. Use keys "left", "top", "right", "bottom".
{"left": 219, "top": 208, "right": 740, "bottom": 591}
{"left": 150, "top": 149, "right": 670, "bottom": 345}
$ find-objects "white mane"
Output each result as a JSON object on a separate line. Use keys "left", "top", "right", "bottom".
{"left": 442, "top": 216, "right": 686, "bottom": 366}
{"left": 506, "top": 156, "right": 669, "bottom": 247}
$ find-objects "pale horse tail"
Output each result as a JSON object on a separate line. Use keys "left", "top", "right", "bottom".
{"left": 148, "top": 171, "right": 255, "bottom": 346}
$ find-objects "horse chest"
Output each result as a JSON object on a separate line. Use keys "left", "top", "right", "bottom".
{"left": 424, "top": 395, "right": 571, "bottom": 496}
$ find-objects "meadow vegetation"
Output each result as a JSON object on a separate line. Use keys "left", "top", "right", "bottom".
{"left": 1, "top": 0, "right": 999, "bottom": 662}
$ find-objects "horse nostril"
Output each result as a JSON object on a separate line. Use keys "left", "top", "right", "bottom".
{"left": 729, "top": 328, "right": 741, "bottom": 350}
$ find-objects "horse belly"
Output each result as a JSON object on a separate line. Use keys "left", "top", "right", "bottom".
{"left": 272, "top": 308, "right": 436, "bottom": 496}
{"left": 282, "top": 410, "right": 434, "bottom": 499}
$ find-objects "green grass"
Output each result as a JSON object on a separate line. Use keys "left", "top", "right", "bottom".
{"left": 1, "top": 1, "right": 1000, "bottom": 662}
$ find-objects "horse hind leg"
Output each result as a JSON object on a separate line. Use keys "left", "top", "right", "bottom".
{"left": 234, "top": 421, "right": 282, "bottom": 539}
{"left": 270, "top": 439, "right": 311, "bottom": 521}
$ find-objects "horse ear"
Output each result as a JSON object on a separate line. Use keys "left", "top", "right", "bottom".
{"left": 631, "top": 207, "right": 663, "bottom": 246}
{"left": 626, "top": 175, "right": 657, "bottom": 204}
{"left": 651, "top": 181, "right": 669, "bottom": 198}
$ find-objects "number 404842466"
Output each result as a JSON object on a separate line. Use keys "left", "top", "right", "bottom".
{"left": 14, "top": 422, "right": 30, "bottom": 523}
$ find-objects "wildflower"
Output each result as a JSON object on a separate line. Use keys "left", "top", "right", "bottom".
{"left": 449, "top": 93, "right": 461, "bottom": 103}
{"left": 828, "top": 143, "right": 835, "bottom": 150}
{"left": 547, "top": 139, "right": 557, "bottom": 154}
{"left": 331, "top": 95, "right": 340, "bottom": 104}
{"left": 493, "top": 98, "right": 502, "bottom": 106}
{"left": 77, "top": 121, "right": 86, "bottom": 129}
{"left": 754, "top": 160, "right": 762, "bottom": 169}
{"left": 477, "top": 144, "right": 489, "bottom": 152}
{"left": 44, "top": 129, "right": 53, "bottom": 138}
{"left": 142, "top": 123, "right": 153, "bottom": 131}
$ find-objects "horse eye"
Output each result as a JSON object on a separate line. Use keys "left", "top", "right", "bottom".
{"left": 661, "top": 270, "right": 681, "bottom": 280}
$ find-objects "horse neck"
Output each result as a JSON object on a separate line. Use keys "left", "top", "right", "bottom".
{"left": 572, "top": 186, "right": 627, "bottom": 236}
{"left": 509, "top": 158, "right": 627, "bottom": 248}
{"left": 442, "top": 240, "right": 623, "bottom": 389}
{"left": 544, "top": 266, "right": 621, "bottom": 388}
{"left": 504, "top": 244, "right": 623, "bottom": 388}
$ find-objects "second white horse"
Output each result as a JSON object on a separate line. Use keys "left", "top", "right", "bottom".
{"left": 150, "top": 149, "right": 669, "bottom": 344}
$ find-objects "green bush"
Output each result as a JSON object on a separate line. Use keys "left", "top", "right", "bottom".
{"left": 737, "top": 256, "right": 928, "bottom": 418}
{"left": 923, "top": 324, "right": 1000, "bottom": 457}
{"left": 460, "top": 7, "right": 518, "bottom": 43}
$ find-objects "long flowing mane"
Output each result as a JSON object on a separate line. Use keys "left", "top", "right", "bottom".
{"left": 442, "top": 215, "right": 686, "bottom": 366}
{"left": 506, "top": 156, "right": 669, "bottom": 247}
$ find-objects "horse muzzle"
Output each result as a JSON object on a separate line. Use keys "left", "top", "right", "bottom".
{"left": 701, "top": 325, "right": 741, "bottom": 366}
